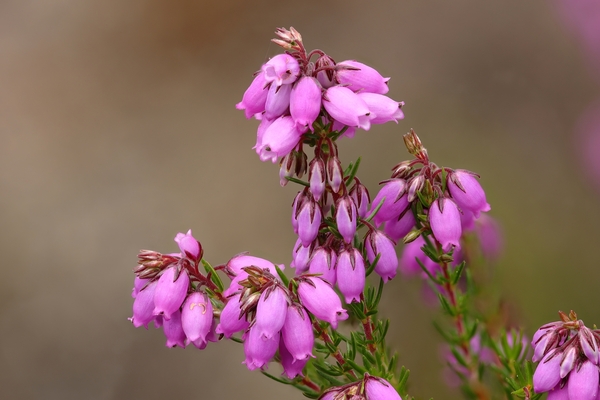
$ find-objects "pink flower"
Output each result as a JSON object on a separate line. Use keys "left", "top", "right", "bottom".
{"left": 296, "top": 196, "right": 322, "bottom": 247}
{"left": 349, "top": 178, "right": 371, "bottom": 219}
{"left": 308, "top": 158, "right": 326, "bottom": 201}
{"left": 336, "top": 60, "right": 390, "bottom": 94}
{"left": 262, "top": 54, "right": 300, "bottom": 86}
{"left": 365, "top": 230, "right": 398, "bottom": 282}
{"left": 567, "top": 360, "right": 599, "bottom": 400}
{"left": 383, "top": 210, "right": 416, "bottom": 242}
{"left": 370, "top": 179, "right": 408, "bottom": 225}
{"left": 323, "top": 86, "right": 373, "bottom": 131}
{"left": 533, "top": 351, "right": 562, "bottom": 393}
{"left": 281, "top": 304, "right": 314, "bottom": 362}
{"left": 130, "top": 280, "right": 158, "bottom": 328}
{"left": 174, "top": 229, "right": 202, "bottom": 262}
{"left": 290, "top": 76, "right": 322, "bottom": 131}
{"left": 364, "top": 375, "right": 402, "bottom": 400}
{"left": 398, "top": 236, "right": 438, "bottom": 277}
{"left": 264, "top": 82, "right": 292, "bottom": 120}
{"left": 215, "top": 294, "right": 249, "bottom": 338}
{"left": 358, "top": 92, "right": 404, "bottom": 124}
{"left": 243, "top": 326, "right": 280, "bottom": 371}
{"left": 336, "top": 195, "right": 357, "bottom": 244}
{"left": 236, "top": 72, "right": 268, "bottom": 119}
{"left": 153, "top": 267, "right": 190, "bottom": 320}
{"left": 308, "top": 246, "right": 337, "bottom": 285}
{"left": 429, "top": 198, "right": 462, "bottom": 252}
{"left": 254, "top": 286, "right": 289, "bottom": 340}
{"left": 297, "top": 277, "right": 348, "bottom": 328}
{"left": 181, "top": 292, "right": 213, "bottom": 348}
{"left": 257, "top": 116, "right": 304, "bottom": 163}
{"left": 162, "top": 309, "right": 187, "bottom": 348}
{"left": 279, "top": 339, "right": 308, "bottom": 379}
{"left": 448, "top": 170, "right": 491, "bottom": 217}
{"left": 291, "top": 238, "right": 313, "bottom": 274}
{"left": 336, "top": 248, "right": 366, "bottom": 303}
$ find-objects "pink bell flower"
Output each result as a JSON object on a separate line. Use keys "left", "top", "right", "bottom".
{"left": 281, "top": 304, "right": 314, "bottom": 362}
{"left": 429, "top": 198, "right": 462, "bottom": 252}
{"left": 336, "top": 248, "right": 366, "bottom": 303}
{"left": 162, "top": 309, "right": 187, "bottom": 348}
{"left": 364, "top": 376, "right": 403, "bottom": 400}
{"left": 153, "top": 267, "right": 190, "bottom": 320}
{"left": 296, "top": 196, "right": 322, "bottom": 247}
{"left": 365, "top": 230, "right": 398, "bottom": 282}
{"left": 448, "top": 170, "right": 491, "bottom": 218}
{"left": 236, "top": 72, "right": 268, "bottom": 119}
{"left": 327, "top": 157, "right": 344, "bottom": 194}
{"left": 181, "top": 292, "right": 213, "bottom": 348}
{"left": 336, "top": 195, "right": 357, "bottom": 244}
{"left": 215, "top": 294, "right": 249, "bottom": 338}
{"left": 308, "top": 158, "right": 326, "bottom": 202}
{"left": 547, "top": 385, "right": 569, "bottom": 400}
{"left": 243, "top": 326, "right": 280, "bottom": 371}
{"left": 533, "top": 351, "right": 562, "bottom": 393}
{"left": 291, "top": 238, "right": 313, "bottom": 274}
{"left": 257, "top": 116, "right": 304, "bottom": 163}
{"left": 358, "top": 92, "right": 404, "bottom": 124}
{"left": 290, "top": 76, "right": 322, "bottom": 131}
{"left": 323, "top": 86, "right": 373, "bottom": 131}
{"left": 130, "top": 280, "right": 158, "bottom": 328}
{"left": 279, "top": 339, "right": 308, "bottom": 379}
{"left": 370, "top": 179, "right": 408, "bottom": 225}
{"left": 297, "top": 277, "right": 348, "bottom": 329}
{"left": 254, "top": 286, "right": 289, "bottom": 340}
{"left": 308, "top": 246, "right": 337, "bottom": 284}
{"left": 336, "top": 60, "right": 390, "bottom": 94}
{"left": 349, "top": 178, "right": 371, "bottom": 219}
{"left": 262, "top": 54, "right": 300, "bottom": 86}
{"left": 568, "top": 360, "right": 599, "bottom": 400}
{"left": 174, "top": 229, "right": 202, "bottom": 262}
{"left": 264, "top": 82, "right": 292, "bottom": 120}
{"left": 384, "top": 210, "right": 416, "bottom": 242}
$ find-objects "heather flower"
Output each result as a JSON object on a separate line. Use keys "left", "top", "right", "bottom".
{"left": 349, "top": 178, "right": 371, "bottom": 219}
{"left": 358, "top": 92, "right": 404, "bottom": 124}
{"left": 327, "top": 157, "right": 344, "bottom": 194}
{"left": 236, "top": 72, "right": 269, "bottom": 119}
{"left": 323, "top": 86, "right": 373, "bottom": 131}
{"left": 153, "top": 267, "right": 190, "bottom": 320}
{"left": 383, "top": 209, "right": 416, "bottom": 242}
{"left": 130, "top": 280, "right": 158, "bottom": 328}
{"left": 163, "top": 309, "right": 187, "bottom": 348}
{"left": 257, "top": 115, "right": 304, "bottom": 163}
{"left": 533, "top": 351, "right": 563, "bottom": 393}
{"left": 308, "top": 246, "right": 337, "bottom": 284}
{"left": 225, "top": 253, "right": 283, "bottom": 276}
{"left": 243, "top": 326, "right": 280, "bottom": 371}
{"left": 264, "top": 82, "right": 292, "bottom": 120}
{"left": 547, "top": 385, "right": 569, "bottom": 400}
{"left": 296, "top": 196, "right": 322, "bottom": 247}
{"left": 568, "top": 361, "right": 599, "bottom": 400}
{"left": 254, "top": 286, "right": 289, "bottom": 340}
{"left": 181, "top": 292, "right": 214, "bottom": 348}
{"left": 281, "top": 304, "right": 314, "bottom": 361}
{"left": 131, "top": 276, "right": 149, "bottom": 298}
{"left": 365, "top": 230, "right": 398, "bottom": 282}
{"left": 290, "top": 76, "right": 322, "bottom": 131}
{"left": 370, "top": 179, "right": 408, "bottom": 225}
{"left": 364, "top": 375, "right": 402, "bottom": 400}
{"left": 174, "top": 229, "right": 202, "bottom": 261}
{"left": 336, "top": 248, "right": 366, "bottom": 303}
{"left": 448, "top": 170, "right": 491, "bottom": 217}
{"left": 308, "top": 158, "right": 326, "bottom": 202}
{"left": 262, "top": 54, "right": 300, "bottom": 86}
{"left": 336, "top": 60, "right": 390, "bottom": 94}
{"left": 215, "top": 293, "right": 249, "bottom": 338}
{"left": 336, "top": 195, "right": 357, "bottom": 244}
{"left": 291, "top": 238, "right": 313, "bottom": 274}
{"left": 429, "top": 197, "right": 462, "bottom": 252}
{"left": 297, "top": 276, "right": 348, "bottom": 328}
{"left": 279, "top": 338, "right": 308, "bottom": 379}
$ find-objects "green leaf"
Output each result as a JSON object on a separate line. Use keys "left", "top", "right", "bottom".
{"left": 451, "top": 261, "right": 466, "bottom": 285}
{"left": 437, "top": 292, "right": 456, "bottom": 317}
{"left": 261, "top": 371, "right": 292, "bottom": 385}
{"left": 345, "top": 157, "right": 362, "bottom": 183}
{"left": 274, "top": 263, "right": 289, "bottom": 286}
{"left": 201, "top": 260, "right": 224, "bottom": 292}
{"left": 286, "top": 176, "right": 310, "bottom": 187}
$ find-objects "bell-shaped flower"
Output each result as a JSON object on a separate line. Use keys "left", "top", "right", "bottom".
{"left": 291, "top": 238, "right": 313, "bottom": 274}
{"left": 371, "top": 179, "right": 408, "bottom": 225}
{"left": 162, "top": 309, "right": 187, "bottom": 348}
{"left": 533, "top": 351, "right": 562, "bottom": 393}
{"left": 130, "top": 280, "right": 158, "bottom": 328}
{"left": 291, "top": 190, "right": 308, "bottom": 234}
{"left": 297, "top": 277, "right": 348, "bottom": 328}
{"left": 243, "top": 326, "right": 280, "bottom": 371}
{"left": 254, "top": 286, "right": 289, "bottom": 340}
{"left": 364, "top": 376, "right": 403, "bottom": 400}
{"left": 315, "top": 55, "right": 336, "bottom": 88}
{"left": 279, "top": 339, "right": 308, "bottom": 379}
{"left": 257, "top": 116, "right": 304, "bottom": 163}
{"left": 262, "top": 54, "right": 300, "bottom": 86}
{"left": 308, "top": 246, "right": 337, "bottom": 284}
{"left": 580, "top": 326, "right": 600, "bottom": 364}
{"left": 264, "top": 82, "right": 292, "bottom": 120}
{"left": 349, "top": 178, "right": 370, "bottom": 218}
{"left": 153, "top": 267, "right": 190, "bottom": 320}
{"left": 547, "top": 385, "right": 569, "bottom": 400}
{"left": 308, "top": 158, "right": 326, "bottom": 202}
{"left": 336, "top": 60, "right": 390, "bottom": 94}
{"left": 429, "top": 198, "right": 462, "bottom": 252}
{"left": 327, "top": 157, "right": 344, "bottom": 194}
{"left": 253, "top": 117, "right": 273, "bottom": 153}
{"left": 365, "top": 230, "right": 398, "bottom": 282}
{"left": 296, "top": 196, "right": 322, "bottom": 247}
{"left": 281, "top": 304, "right": 314, "bottom": 361}
{"left": 336, "top": 195, "right": 357, "bottom": 244}
{"left": 290, "top": 76, "right": 322, "bottom": 132}
{"left": 132, "top": 276, "right": 149, "bottom": 299}
{"left": 384, "top": 209, "right": 416, "bottom": 242}
{"left": 448, "top": 170, "right": 491, "bottom": 218}
{"left": 215, "top": 294, "right": 249, "bottom": 338}
{"left": 336, "top": 248, "right": 366, "bottom": 303}
{"left": 225, "top": 253, "right": 283, "bottom": 277}
{"left": 174, "top": 229, "right": 202, "bottom": 262}
{"left": 323, "top": 86, "right": 373, "bottom": 131}
{"left": 181, "top": 292, "right": 213, "bottom": 348}
{"left": 567, "top": 360, "right": 599, "bottom": 400}
{"left": 236, "top": 72, "right": 268, "bottom": 119}
{"left": 358, "top": 92, "right": 404, "bottom": 124}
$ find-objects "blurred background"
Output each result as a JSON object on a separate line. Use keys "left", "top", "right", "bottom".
{"left": 1, "top": 0, "right": 599, "bottom": 399}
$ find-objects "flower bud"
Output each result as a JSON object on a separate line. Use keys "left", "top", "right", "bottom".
{"left": 279, "top": 338, "right": 308, "bottom": 379}
{"left": 429, "top": 198, "right": 462, "bottom": 252}
{"left": 365, "top": 230, "right": 398, "bottom": 282}
{"left": 384, "top": 210, "right": 416, "bottom": 242}
{"left": 315, "top": 55, "right": 336, "bottom": 88}
{"left": 533, "top": 351, "right": 562, "bottom": 393}
{"left": 336, "top": 195, "right": 357, "bottom": 244}
{"left": 153, "top": 267, "right": 190, "bottom": 320}
{"left": 327, "top": 157, "right": 344, "bottom": 194}
{"left": 364, "top": 376, "right": 403, "bottom": 400}
{"left": 296, "top": 196, "right": 322, "bottom": 247}
{"left": 308, "top": 246, "right": 337, "bottom": 284}
{"left": 336, "top": 60, "right": 390, "bottom": 94}
{"left": 257, "top": 116, "right": 304, "bottom": 163}
{"left": 297, "top": 277, "right": 348, "bottom": 328}
{"left": 290, "top": 76, "right": 322, "bottom": 132}
{"left": 349, "top": 178, "right": 371, "bottom": 219}
{"left": 281, "top": 304, "right": 314, "bottom": 361}
{"left": 370, "top": 179, "right": 408, "bottom": 225}
{"left": 174, "top": 229, "right": 202, "bottom": 262}
{"left": 309, "top": 158, "right": 326, "bottom": 201}
{"left": 291, "top": 238, "right": 313, "bottom": 274}
{"left": 336, "top": 248, "right": 366, "bottom": 303}
{"left": 130, "top": 280, "right": 158, "bottom": 328}
{"left": 357, "top": 92, "right": 404, "bottom": 124}
{"left": 181, "top": 292, "right": 213, "bottom": 348}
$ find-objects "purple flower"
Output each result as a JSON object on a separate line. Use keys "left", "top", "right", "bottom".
{"left": 547, "top": 385, "right": 569, "bottom": 400}
{"left": 131, "top": 276, "right": 149, "bottom": 298}
{"left": 365, "top": 230, "right": 398, "bottom": 282}
{"left": 336, "top": 60, "right": 390, "bottom": 94}
{"left": 327, "top": 157, "right": 344, "bottom": 194}
{"left": 399, "top": 236, "right": 439, "bottom": 277}
{"left": 349, "top": 178, "right": 371, "bottom": 219}
{"left": 162, "top": 309, "right": 187, "bottom": 348}
{"left": 567, "top": 360, "right": 599, "bottom": 400}
{"left": 181, "top": 292, "right": 213, "bottom": 348}
{"left": 336, "top": 195, "right": 357, "bottom": 244}
{"left": 215, "top": 293, "right": 249, "bottom": 338}
{"left": 291, "top": 238, "right": 313, "bottom": 274}
{"left": 281, "top": 304, "right": 314, "bottom": 362}
{"left": 371, "top": 179, "right": 408, "bottom": 225}
{"left": 358, "top": 92, "right": 404, "bottom": 124}
{"left": 448, "top": 170, "right": 490, "bottom": 217}
{"left": 279, "top": 338, "right": 308, "bottom": 379}
{"left": 533, "top": 351, "right": 562, "bottom": 393}
{"left": 429, "top": 198, "right": 462, "bottom": 252}
{"left": 130, "top": 280, "right": 158, "bottom": 328}
{"left": 290, "top": 76, "right": 321, "bottom": 131}
{"left": 236, "top": 72, "right": 268, "bottom": 119}
{"left": 296, "top": 196, "right": 322, "bottom": 247}
{"left": 262, "top": 54, "right": 300, "bottom": 86}
{"left": 315, "top": 55, "right": 336, "bottom": 89}
{"left": 364, "top": 375, "right": 402, "bottom": 400}
{"left": 323, "top": 86, "right": 373, "bottom": 131}
{"left": 254, "top": 286, "right": 289, "bottom": 340}
{"left": 243, "top": 326, "right": 280, "bottom": 371}
{"left": 308, "top": 246, "right": 337, "bottom": 285}
{"left": 297, "top": 277, "right": 348, "bottom": 328}
{"left": 264, "top": 82, "right": 292, "bottom": 120}
{"left": 257, "top": 116, "right": 304, "bottom": 163}
{"left": 174, "top": 229, "right": 202, "bottom": 262}
{"left": 308, "top": 158, "right": 326, "bottom": 202}
{"left": 383, "top": 209, "right": 416, "bottom": 242}
{"left": 336, "top": 248, "right": 366, "bottom": 303}
{"left": 153, "top": 267, "right": 190, "bottom": 320}
{"left": 225, "top": 254, "right": 283, "bottom": 276}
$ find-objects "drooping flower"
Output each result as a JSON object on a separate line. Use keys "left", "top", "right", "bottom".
{"left": 448, "top": 170, "right": 491, "bottom": 217}
{"left": 257, "top": 115, "right": 304, "bottom": 163}
{"left": 336, "top": 60, "right": 390, "bottom": 94}
{"left": 297, "top": 276, "right": 348, "bottom": 328}
{"left": 281, "top": 304, "right": 314, "bottom": 362}
{"left": 215, "top": 293, "right": 249, "bottom": 338}
{"left": 365, "top": 230, "right": 398, "bottom": 282}
{"left": 364, "top": 375, "right": 403, "bottom": 400}
{"left": 336, "top": 195, "right": 357, "bottom": 244}
{"left": 181, "top": 292, "right": 214, "bottom": 348}
{"left": 243, "top": 326, "right": 280, "bottom": 371}
{"left": 429, "top": 197, "right": 462, "bottom": 252}
{"left": 254, "top": 285, "right": 289, "bottom": 340}
{"left": 336, "top": 248, "right": 366, "bottom": 303}
{"left": 236, "top": 72, "right": 269, "bottom": 119}
{"left": 153, "top": 267, "right": 190, "bottom": 320}
{"left": 262, "top": 54, "right": 300, "bottom": 87}
{"left": 290, "top": 76, "right": 322, "bottom": 131}
{"left": 323, "top": 86, "right": 373, "bottom": 131}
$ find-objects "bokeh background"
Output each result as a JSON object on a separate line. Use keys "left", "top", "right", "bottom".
{"left": 1, "top": 1, "right": 599, "bottom": 399}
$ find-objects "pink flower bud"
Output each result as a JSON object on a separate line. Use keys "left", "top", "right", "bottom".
{"left": 243, "top": 326, "right": 280, "bottom": 371}
{"left": 236, "top": 72, "right": 268, "bottom": 119}
{"left": 384, "top": 210, "right": 416, "bottom": 242}
{"left": 366, "top": 230, "right": 398, "bottom": 282}
{"left": 533, "top": 351, "right": 562, "bottom": 393}
{"left": 281, "top": 304, "right": 314, "bottom": 361}
{"left": 291, "top": 190, "right": 308, "bottom": 234}
{"left": 327, "top": 157, "right": 344, "bottom": 194}
{"left": 225, "top": 254, "right": 283, "bottom": 277}
{"left": 290, "top": 76, "right": 322, "bottom": 132}
{"left": 162, "top": 309, "right": 187, "bottom": 348}
{"left": 298, "top": 277, "right": 348, "bottom": 328}
{"left": 336, "top": 248, "right": 366, "bottom": 303}
{"left": 264, "top": 82, "right": 292, "bottom": 120}
{"left": 181, "top": 292, "right": 213, "bottom": 348}
{"left": 296, "top": 196, "right": 322, "bottom": 247}
{"left": 215, "top": 294, "right": 249, "bottom": 338}
{"left": 153, "top": 267, "right": 190, "bottom": 320}
{"left": 279, "top": 338, "right": 308, "bottom": 379}
{"left": 130, "top": 280, "right": 158, "bottom": 328}
{"left": 308, "top": 246, "right": 337, "bottom": 285}
{"left": 336, "top": 60, "right": 390, "bottom": 94}
{"left": 336, "top": 195, "right": 357, "bottom": 244}
{"left": 580, "top": 326, "right": 599, "bottom": 364}
{"left": 364, "top": 376, "right": 402, "bottom": 400}
{"left": 371, "top": 179, "right": 408, "bottom": 225}
{"left": 308, "top": 158, "right": 326, "bottom": 201}
{"left": 315, "top": 55, "right": 336, "bottom": 88}
{"left": 254, "top": 286, "right": 289, "bottom": 340}
{"left": 568, "top": 360, "right": 599, "bottom": 400}
{"left": 560, "top": 346, "right": 577, "bottom": 378}
{"left": 262, "top": 54, "right": 300, "bottom": 86}
{"left": 358, "top": 92, "right": 404, "bottom": 124}
{"left": 349, "top": 178, "right": 371, "bottom": 219}
{"left": 174, "top": 229, "right": 202, "bottom": 261}
{"left": 257, "top": 116, "right": 304, "bottom": 163}
{"left": 448, "top": 170, "right": 491, "bottom": 217}
{"left": 429, "top": 198, "right": 462, "bottom": 252}
{"left": 323, "top": 86, "right": 373, "bottom": 131}
{"left": 291, "top": 238, "right": 313, "bottom": 274}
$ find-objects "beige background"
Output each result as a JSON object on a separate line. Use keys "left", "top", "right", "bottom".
{"left": 1, "top": 1, "right": 599, "bottom": 399}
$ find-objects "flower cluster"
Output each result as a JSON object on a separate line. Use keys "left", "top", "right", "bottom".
{"left": 236, "top": 27, "right": 404, "bottom": 164}
{"left": 130, "top": 230, "right": 219, "bottom": 349}
{"left": 319, "top": 374, "right": 402, "bottom": 400}
{"left": 532, "top": 311, "right": 600, "bottom": 399}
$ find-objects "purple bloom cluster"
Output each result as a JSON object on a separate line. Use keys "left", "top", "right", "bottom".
{"left": 236, "top": 27, "right": 404, "bottom": 164}
{"left": 532, "top": 312, "right": 600, "bottom": 399}
{"left": 130, "top": 230, "right": 218, "bottom": 349}
{"left": 319, "top": 374, "right": 402, "bottom": 400}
